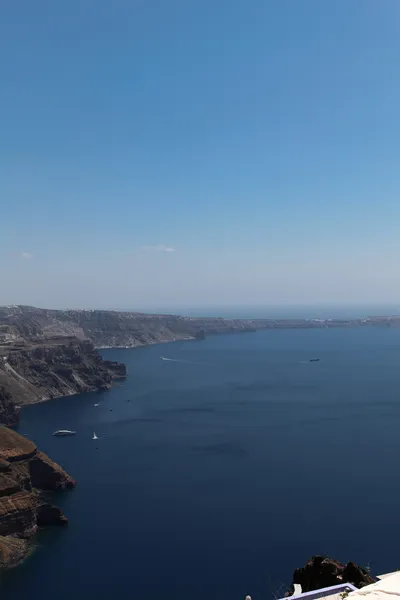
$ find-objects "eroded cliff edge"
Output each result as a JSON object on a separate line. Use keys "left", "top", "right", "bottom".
{"left": 0, "top": 304, "right": 263, "bottom": 350}
{"left": 0, "top": 426, "right": 75, "bottom": 568}
{"left": 1, "top": 305, "right": 398, "bottom": 355}
{"left": 0, "top": 337, "right": 126, "bottom": 412}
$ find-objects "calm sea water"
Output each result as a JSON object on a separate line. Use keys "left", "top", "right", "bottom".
{"left": 3, "top": 327, "right": 400, "bottom": 599}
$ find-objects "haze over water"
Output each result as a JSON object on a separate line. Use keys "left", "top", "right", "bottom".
{"left": 3, "top": 326, "right": 400, "bottom": 600}
{"left": 128, "top": 305, "right": 400, "bottom": 320}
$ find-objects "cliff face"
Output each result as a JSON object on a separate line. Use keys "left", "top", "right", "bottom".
{"left": 66, "top": 310, "right": 261, "bottom": 347}
{"left": 0, "top": 427, "right": 74, "bottom": 568}
{"left": 0, "top": 387, "right": 19, "bottom": 427}
{"left": 1, "top": 305, "right": 400, "bottom": 353}
{"left": 0, "top": 305, "right": 264, "bottom": 349}
{"left": 0, "top": 337, "right": 126, "bottom": 408}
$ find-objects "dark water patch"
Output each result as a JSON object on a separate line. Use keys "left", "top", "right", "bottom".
{"left": 126, "top": 416, "right": 166, "bottom": 424}
{"left": 190, "top": 442, "right": 248, "bottom": 460}
{"left": 235, "top": 381, "right": 317, "bottom": 392}
{"left": 168, "top": 405, "right": 216, "bottom": 414}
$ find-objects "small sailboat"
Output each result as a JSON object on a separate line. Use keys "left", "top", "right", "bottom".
{"left": 92, "top": 432, "right": 98, "bottom": 440}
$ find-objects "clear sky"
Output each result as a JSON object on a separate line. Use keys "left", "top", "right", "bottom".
{"left": 1, "top": 1, "right": 400, "bottom": 310}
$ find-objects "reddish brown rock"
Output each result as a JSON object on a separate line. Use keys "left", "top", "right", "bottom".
{"left": 36, "top": 501, "right": 68, "bottom": 527}
{"left": 0, "top": 427, "right": 36, "bottom": 461}
{"left": 0, "top": 427, "right": 74, "bottom": 568}
{"left": 29, "top": 450, "right": 75, "bottom": 490}
{"left": 291, "top": 556, "right": 376, "bottom": 593}
{"left": 0, "top": 535, "right": 29, "bottom": 569}
{"left": 0, "top": 490, "right": 37, "bottom": 537}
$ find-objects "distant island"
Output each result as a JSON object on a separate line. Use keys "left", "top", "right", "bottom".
{"left": 0, "top": 304, "right": 399, "bottom": 569}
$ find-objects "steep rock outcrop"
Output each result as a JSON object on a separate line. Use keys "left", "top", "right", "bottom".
{"left": 0, "top": 490, "right": 37, "bottom": 538}
{"left": 0, "top": 427, "right": 74, "bottom": 568}
{"left": 29, "top": 451, "right": 76, "bottom": 490}
{"left": 0, "top": 305, "right": 265, "bottom": 350}
{"left": 36, "top": 500, "right": 68, "bottom": 527}
{"left": 0, "top": 338, "right": 126, "bottom": 408}
{"left": 0, "top": 535, "right": 29, "bottom": 569}
{"left": 291, "top": 556, "right": 376, "bottom": 593}
{"left": 0, "top": 387, "right": 19, "bottom": 427}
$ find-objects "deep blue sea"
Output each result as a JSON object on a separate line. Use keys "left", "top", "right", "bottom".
{"left": 3, "top": 327, "right": 400, "bottom": 600}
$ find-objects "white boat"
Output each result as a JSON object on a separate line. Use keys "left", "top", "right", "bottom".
{"left": 94, "top": 403, "right": 99, "bottom": 407}
{"left": 53, "top": 430, "right": 76, "bottom": 436}
{"left": 92, "top": 432, "right": 98, "bottom": 440}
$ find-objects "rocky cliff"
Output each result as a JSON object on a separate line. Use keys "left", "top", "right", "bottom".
{"left": 0, "top": 337, "right": 126, "bottom": 413}
{"left": 0, "top": 305, "right": 264, "bottom": 349}
{"left": 0, "top": 306, "right": 261, "bottom": 415}
{"left": 289, "top": 556, "right": 376, "bottom": 593}
{"left": 0, "top": 426, "right": 74, "bottom": 568}
{"left": 0, "top": 387, "right": 19, "bottom": 427}
{"left": 66, "top": 310, "right": 266, "bottom": 347}
{"left": 2, "top": 305, "right": 399, "bottom": 354}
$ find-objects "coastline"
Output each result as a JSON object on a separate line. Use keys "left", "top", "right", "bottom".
{"left": 0, "top": 427, "right": 75, "bottom": 569}
{"left": 94, "top": 334, "right": 195, "bottom": 350}
{"left": 1, "top": 305, "right": 400, "bottom": 418}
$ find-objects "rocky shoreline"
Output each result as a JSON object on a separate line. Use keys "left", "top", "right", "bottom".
{"left": 0, "top": 426, "right": 75, "bottom": 568}
{"left": 2, "top": 305, "right": 400, "bottom": 354}
{"left": 0, "top": 307, "right": 131, "bottom": 569}
{"left": 0, "top": 338, "right": 126, "bottom": 413}
{"left": 1, "top": 304, "right": 400, "bottom": 422}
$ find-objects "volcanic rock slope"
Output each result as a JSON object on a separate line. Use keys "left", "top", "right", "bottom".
{"left": 0, "top": 426, "right": 74, "bottom": 568}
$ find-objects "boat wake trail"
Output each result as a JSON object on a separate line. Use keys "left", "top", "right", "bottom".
{"left": 160, "top": 356, "right": 206, "bottom": 365}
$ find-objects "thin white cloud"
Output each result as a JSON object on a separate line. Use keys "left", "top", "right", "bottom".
{"left": 20, "top": 252, "right": 33, "bottom": 260}
{"left": 139, "top": 245, "right": 176, "bottom": 253}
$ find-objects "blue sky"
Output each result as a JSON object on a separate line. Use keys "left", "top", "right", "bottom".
{"left": 1, "top": 0, "right": 400, "bottom": 309}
